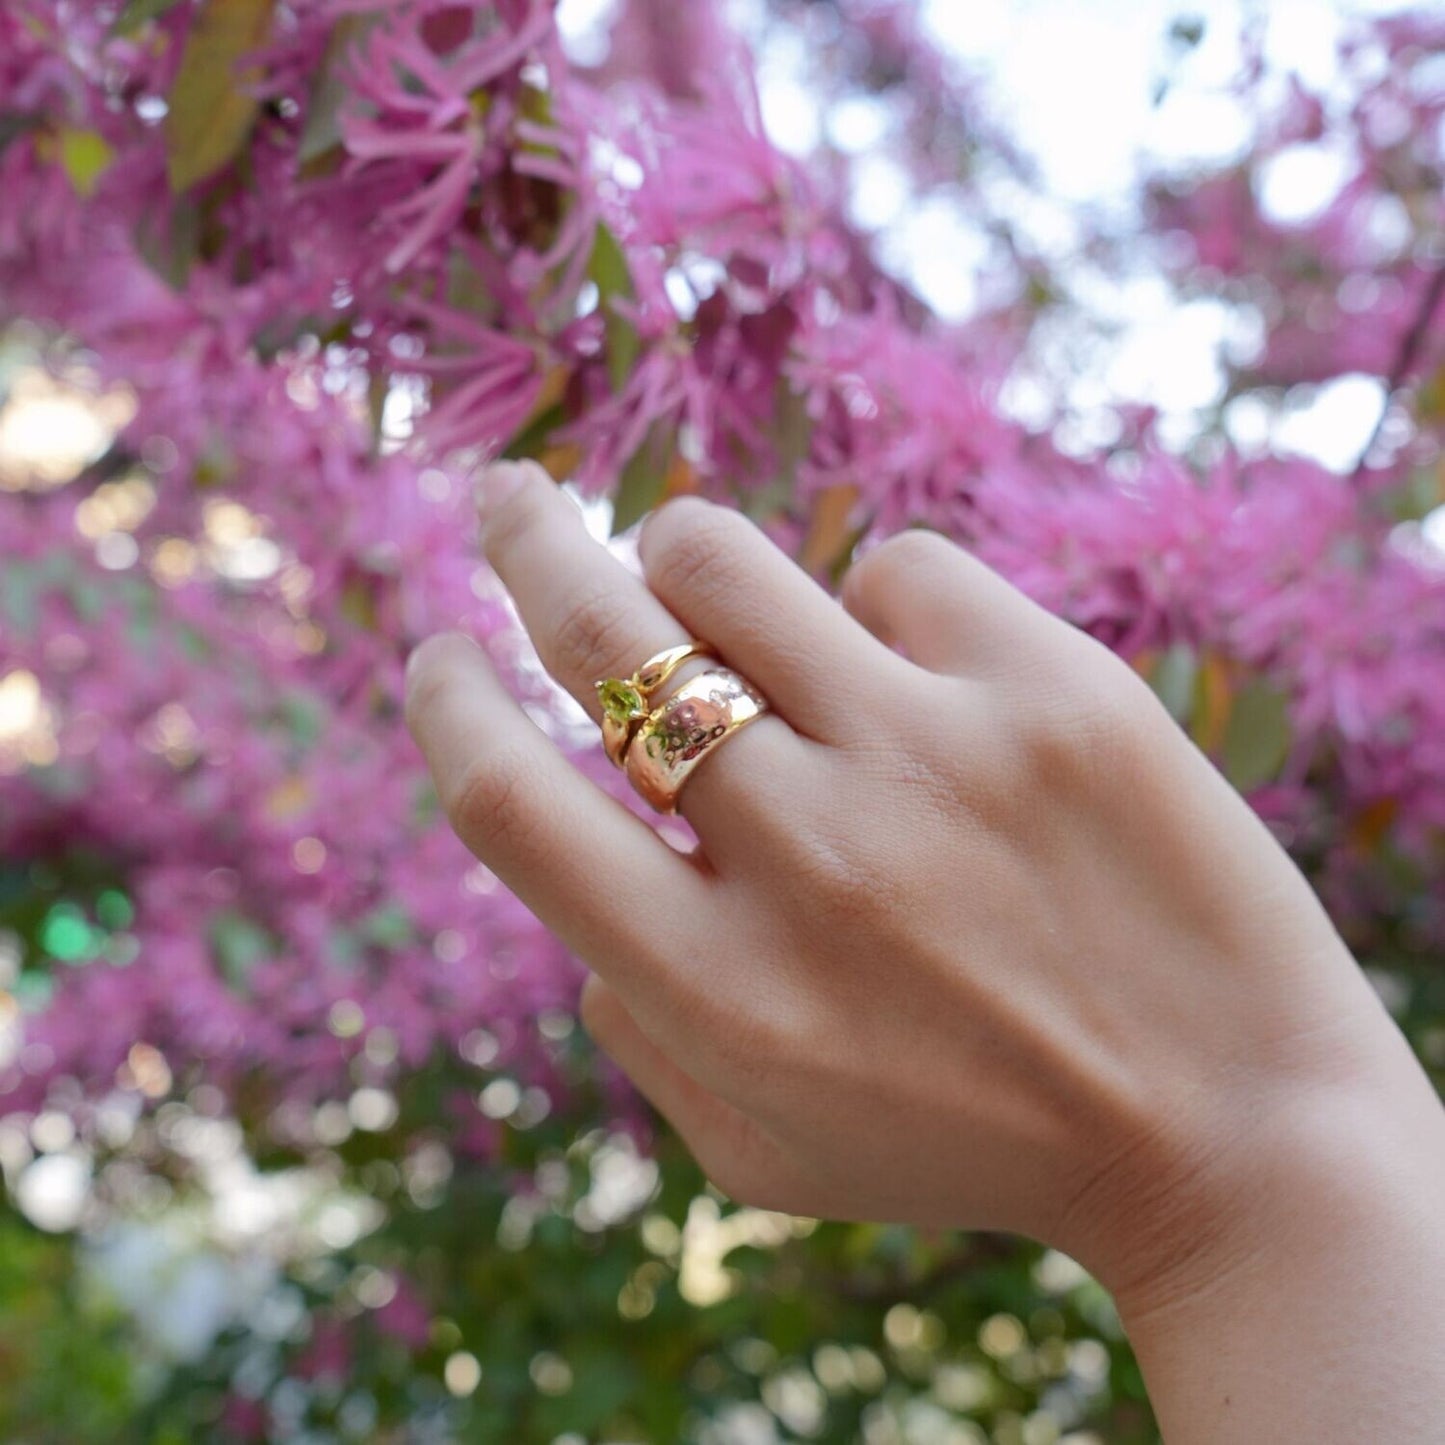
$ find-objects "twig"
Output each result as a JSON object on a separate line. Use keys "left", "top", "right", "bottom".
{"left": 1351, "top": 259, "right": 1445, "bottom": 478}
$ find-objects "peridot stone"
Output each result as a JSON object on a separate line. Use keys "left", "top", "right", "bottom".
{"left": 597, "top": 678, "right": 644, "bottom": 724}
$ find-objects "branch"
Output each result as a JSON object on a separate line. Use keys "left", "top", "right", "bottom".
{"left": 1352, "top": 259, "right": 1445, "bottom": 478}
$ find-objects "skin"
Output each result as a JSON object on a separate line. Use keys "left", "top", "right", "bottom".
{"left": 406, "top": 459, "right": 1445, "bottom": 1442}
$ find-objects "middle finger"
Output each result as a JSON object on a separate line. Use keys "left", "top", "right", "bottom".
{"left": 474, "top": 460, "right": 808, "bottom": 842}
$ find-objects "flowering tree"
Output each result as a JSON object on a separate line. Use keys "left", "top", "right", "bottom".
{"left": 0, "top": 2, "right": 1442, "bottom": 1439}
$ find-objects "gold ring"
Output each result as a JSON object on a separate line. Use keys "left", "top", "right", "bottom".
{"left": 624, "top": 666, "right": 769, "bottom": 814}
{"left": 595, "top": 641, "right": 712, "bottom": 769}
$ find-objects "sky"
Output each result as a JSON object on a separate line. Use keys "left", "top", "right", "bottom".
{"left": 917, "top": 0, "right": 1402, "bottom": 201}
{"left": 557, "top": 0, "right": 1419, "bottom": 478}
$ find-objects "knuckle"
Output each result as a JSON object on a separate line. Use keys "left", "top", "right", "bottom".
{"left": 696, "top": 1147, "right": 760, "bottom": 1208}
{"left": 847, "top": 676, "right": 962, "bottom": 769}
{"left": 644, "top": 501, "right": 737, "bottom": 607}
{"left": 680, "top": 974, "right": 815, "bottom": 1104}
{"left": 711, "top": 1004, "right": 789, "bottom": 1086}
{"left": 693, "top": 1125, "right": 797, "bottom": 1214}
{"left": 768, "top": 780, "right": 936, "bottom": 924}
{"left": 843, "top": 529, "right": 950, "bottom": 606}
{"left": 1007, "top": 645, "right": 1163, "bottom": 795}
{"left": 446, "top": 749, "right": 552, "bottom": 861}
{"left": 547, "top": 584, "right": 645, "bottom": 685}
{"left": 577, "top": 975, "right": 613, "bottom": 1041}
{"left": 776, "top": 827, "right": 906, "bottom": 937}
{"left": 477, "top": 478, "right": 545, "bottom": 559}
{"left": 674, "top": 978, "right": 771, "bottom": 1078}
{"left": 403, "top": 633, "right": 469, "bottom": 732}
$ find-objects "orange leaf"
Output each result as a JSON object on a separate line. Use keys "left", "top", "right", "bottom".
{"left": 536, "top": 442, "right": 582, "bottom": 482}
{"left": 661, "top": 450, "right": 698, "bottom": 503}
{"left": 1349, "top": 797, "right": 1398, "bottom": 852}
{"left": 800, "top": 484, "right": 860, "bottom": 578}
{"left": 1189, "top": 651, "right": 1234, "bottom": 755}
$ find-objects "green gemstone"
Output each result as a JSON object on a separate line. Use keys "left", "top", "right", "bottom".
{"left": 597, "top": 678, "right": 644, "bottom": 724}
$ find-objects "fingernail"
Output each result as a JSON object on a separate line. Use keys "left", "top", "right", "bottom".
{"left": 475, "top": 459, "right": 530, "bottom": 523}
{"left": 404, "top": 631, "right": 477, "bottom": 692}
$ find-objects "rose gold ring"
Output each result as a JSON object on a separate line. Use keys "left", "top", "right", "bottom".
{"left": 624, "top": 665, "right": 770, "bottom": 814}
{"left": 595, "top": 641, "right": 713, "bottom": 769}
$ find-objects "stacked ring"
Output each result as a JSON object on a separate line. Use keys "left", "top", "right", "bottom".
{"left": 596, "top": 646, "right": 770, "bottom": 814}
{"left": 595, "top": 641, "right": 712, "bottom": 769}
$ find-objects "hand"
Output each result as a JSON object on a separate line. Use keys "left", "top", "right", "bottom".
{"left": 407, "top": 461, "right": 1445, "bottom": 1441}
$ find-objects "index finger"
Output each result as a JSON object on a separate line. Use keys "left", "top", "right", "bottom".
{"left": 405, "top": 632, "right": 720, "bottom": 1026}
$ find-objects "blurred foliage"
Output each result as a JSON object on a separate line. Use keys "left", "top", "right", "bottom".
{"left": 2, "top": 0, "right": 1443, "bottom": 1440}
{"left": 0, "top": 1214, "right": 136, "bottom": 1441}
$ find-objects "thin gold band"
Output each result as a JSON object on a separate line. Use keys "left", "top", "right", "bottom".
{"left": 595, "top": 641, "right": 713, "bottom": 769}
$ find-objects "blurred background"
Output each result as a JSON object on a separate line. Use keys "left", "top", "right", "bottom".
{"left": 1, "top": 1, "right": 1443, "bottom": 1440}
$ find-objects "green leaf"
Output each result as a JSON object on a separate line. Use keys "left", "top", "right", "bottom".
{"left": 587, "top": 223, "right": 640, "bottom": 395}
{"left": 0, "top": 115, "right": 40, "bottom": 160}
{"left": 210, "top": 911, "right": 272, "bottom": 987}
{"left": 587, "top": 221, "right": 629, "bottom": 297}
{"left": 502, "top": 401, "right": 567, "bottom": 464}
{"left": 605, "top": 306, "right": 640, "bottom": 396}
{"left": 1, "top": 563, "right": 37, "bottom": 637}
{"left": 164, "top": 0, "right": 276, "bottom": 192}
{"left": 610, "top": 424, "right": 672, "bottom": 537}
{"left": 112, "top": 0, "right": 187, "bottom": 34}
{"left": 1221, "top": 679, "right": 1292, "bottom": 791}
{"left": 534, "top": 1347, "right": 640, "bottom": 1436}
{"left": 1387, "top": 461, "right": 1444, "bottom": 523}
{"left": 276, "top": 693, "right": 323, "bottom": 748}
{"left": 298, "top": 15, "right": 376, "bottom": 165}
{"left": 360, "top": 904, "right": 414, "bottom": 950}
{"left": 68, "top": 577, "right": 105, "bottom": 624}
{"left": 135, "top": 200, "right": 201, "bottom": 289}
{"left": 339, "top": 577, "right": 378, "bottom": 630}
{"left": 1147, "top": 643, "right": 1197, "bottom": 723}
{"left": 737, "top": 381, "right": 812, "bottom": 525}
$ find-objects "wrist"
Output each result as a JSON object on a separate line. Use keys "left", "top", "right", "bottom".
{"left": 1053, "top": 1004, "right": 1445, "bottom": 1330}
{"left": 1079, "top": 1048, "right": 1445, "bottom": 1443}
